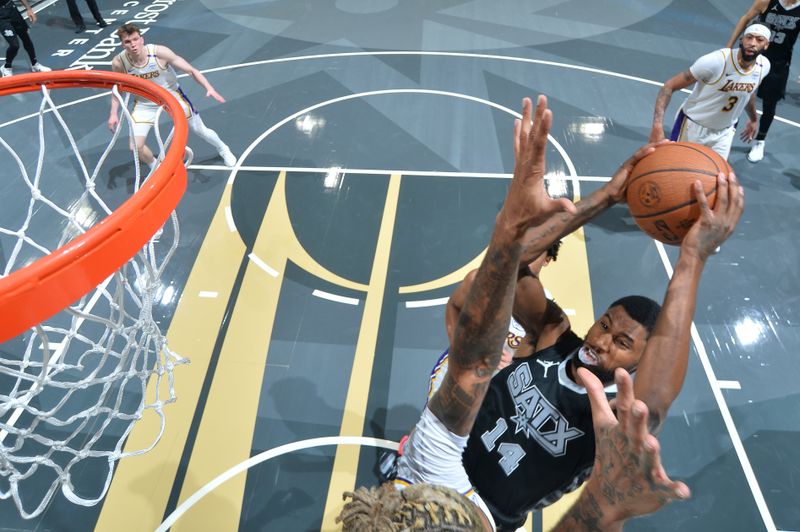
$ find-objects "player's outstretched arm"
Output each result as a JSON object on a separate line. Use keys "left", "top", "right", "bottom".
{"left": 107, "top": 56, "right": 126, "bottom": 132}
{"left": 727, "top": 0, "right": 770, "bottom": 48}
{"left": 514, "top": 140, "right": 667, "bottom": 268}
{"left": 553, "top": 368, "right": 690, "bottom": 531}
{"left": 633, "top": 173, "right": 744, "bottom": 433}
{"left": 650, "top": 69, "right": 697, "bottom": 143}
{"left": 444, "top": 270, "right": 476, "bottom": 348}
{"left": 429, "top": 96, "right": 575, "bottom": 436}
{"left": 157, "top": 46, "right": 227, "bottom": 103}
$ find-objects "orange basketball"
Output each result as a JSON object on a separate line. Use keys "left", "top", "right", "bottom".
{"left": 626, "top": 142, "right": 729, "bottom": 245}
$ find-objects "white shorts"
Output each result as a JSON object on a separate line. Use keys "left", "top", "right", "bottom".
{"left": 395, "top": 407, "right": 496, "bottom": 531}
{"left": 670, "top": 109, "right": 735, "bottom": 160}
{"left": 130, "top": 88, "right": 195, "bottom": 138}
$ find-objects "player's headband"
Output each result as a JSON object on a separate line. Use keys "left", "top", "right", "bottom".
{"left": 744, "top": 23, "right": 771, "bottom": 40}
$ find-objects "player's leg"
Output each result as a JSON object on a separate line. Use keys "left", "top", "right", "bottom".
{"left": 709, "top": 127, "right": 735, "bottom": 160}
{"left": 188, "top": 114, "right": 236, "bottom": 167}
{"left": 0, "top": 21, "right": 19, "bottom": 76}
{"left": 750, "top": 63, "right": 790, "bottom": 163}
{"left": 83, "top": 0, "right": 107, "bottom": 27}
{"left": 748, "top": 96, "right": 778, "bottom": 163}
{"left": 65, "top": 0, "right": 85, "bottom": 31}
{"left": 129, "top": 103, "right": 159, "bottom": 169}
{"left": 7, "top": 12, "right": 49, "bottom": 72}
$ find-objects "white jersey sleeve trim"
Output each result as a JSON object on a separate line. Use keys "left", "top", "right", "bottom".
{"left": 690, "top": 49, "right": 727, "bottom": 85}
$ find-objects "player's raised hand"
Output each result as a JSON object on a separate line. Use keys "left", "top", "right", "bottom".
{"left": 605, "top": 140, "right": 670, "bottom": 203}
{"left": 206, "top": 89, "right": 226, "bottom": 103}
{"left": 580, "top": 367, "right": 690, "bottom": 523}
{"left": 500, "top": 96, "right": 575, "bottom": 242}
{"left": 681, "top": 171, "right": 744, "bottom": 261}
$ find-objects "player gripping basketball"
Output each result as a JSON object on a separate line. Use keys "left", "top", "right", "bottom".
{"left": 108, "top": 23, "right": 236, "bottom": 168}
{"left": 649, "top": 23, "right": 772, "bottom": 159}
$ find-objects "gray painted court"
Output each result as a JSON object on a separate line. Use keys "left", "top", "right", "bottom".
{"left": 0, "top": 0, "right": 799, "bottom": 530}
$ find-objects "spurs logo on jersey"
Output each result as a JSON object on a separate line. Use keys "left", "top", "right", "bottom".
{"left": 506, "top": 362, "right": 583, "bottom": 457}
{"left": 760, "top": 0, "right": 800, "bottom": 57}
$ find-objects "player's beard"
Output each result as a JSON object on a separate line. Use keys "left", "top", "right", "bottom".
{"left": 573, "top": 346, "right": 616, "bottom": 384}
{"left": 741, "top": 48, "right": 761, "bottom": 62}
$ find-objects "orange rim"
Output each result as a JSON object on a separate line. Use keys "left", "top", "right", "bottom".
{"left": 0, "top": 71, "right": 188, "bottom": 343}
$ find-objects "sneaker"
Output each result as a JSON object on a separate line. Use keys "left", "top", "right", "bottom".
{"left": 219, "top": 146, "right": 236, "bottom": 167}
{"left": 96, "top": 20, "right": 108, "bottom": 28}
{"left": 0, "top": 66, "right": 11, "bottom": 77}
{"left": 31, "top": 63, "right": 51, "bottom": 73}
{"left": 747, "top": 140, "right": 765, "bottom": 163}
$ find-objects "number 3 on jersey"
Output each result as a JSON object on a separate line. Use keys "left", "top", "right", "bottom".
{"left": 721, "top": 96, "right": 738, "bottom": 112}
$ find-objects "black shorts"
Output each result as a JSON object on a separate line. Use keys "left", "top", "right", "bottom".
{"left": 757, "top": 59, "right": 791, "bottom": 101}
{"left": 0, "top": 4, "right": 28, "bottom": 40}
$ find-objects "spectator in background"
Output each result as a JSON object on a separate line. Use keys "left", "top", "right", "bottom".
{"left": 66, "top": 0, "right": 107, "bottom": 33}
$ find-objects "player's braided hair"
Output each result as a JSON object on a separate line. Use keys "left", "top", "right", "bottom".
{"left": 336, "top": 482, "right": 484, "bottom": 531}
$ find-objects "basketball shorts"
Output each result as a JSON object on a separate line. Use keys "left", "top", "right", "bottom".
{"left": 670, "top": 109, "right": 735, "bottom": 160}
{"left": 757, "top": 59, "right": 790, "bottom": 101}
{"left": 0, "top": 4, "right": 28, "bottom": 40}
{"left": 130, "top": 88, "right": 196, "bottom": 137}
{"left": 395, "top": 407, "right": 496, "bottom": 531}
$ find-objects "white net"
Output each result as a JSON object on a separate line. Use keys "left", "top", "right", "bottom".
{"left": 0, "top": 81, "right": 189, "bottom": 518}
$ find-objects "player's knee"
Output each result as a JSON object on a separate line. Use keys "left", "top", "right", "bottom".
{"left": 5, "top": 36, "right": 19, "bottom": 53}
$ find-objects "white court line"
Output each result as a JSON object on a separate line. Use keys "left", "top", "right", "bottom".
{"left": 224, "top": 206, "right": 236, "bottom": 232}
{"left": 654, "top": 242, "right": 776, "bottom": 531}
{"left": 198, "top": 291, "right": 218, "bottom": 299}
{"left": 247, "top": 253, "right": 279, "bottom": 278}
{"left": 405, "top": 297, "right": 449, "bottom": 308}
{"left": 311, "top": 289, "right": 360, "bottom": 306}
{"left": 717, "top": 380, "right": 742, "bottom": 390}
{"left": 190, "top": 164, "right": 612, "bottom": 183}
{"left": 156, "top": 436, "right": 398, "bottom": 532}
{"left": 222, "top": 89, "right": 578, "bottom": 197}
{"left": 4, "top": 51, "right": 800, "bottom": 132}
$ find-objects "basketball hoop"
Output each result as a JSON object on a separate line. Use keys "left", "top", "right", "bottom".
{"left": 0, "top": 70, "right": 189, "bottom": 518}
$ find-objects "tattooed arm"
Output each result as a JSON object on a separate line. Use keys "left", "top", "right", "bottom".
{"left": 553, "top": 368, "right": 691, "bottom": 531}
{"left": 649, "top": 69, "right": 697, "bottom": 143}
{"left": 516, "top": 142, "right": 662, "bottom": 265}
{"left": 429, "top": 96, "right": 576, "bottom": 436}
{"left": 633, "top": 174, "right": 744, "bottom": 433}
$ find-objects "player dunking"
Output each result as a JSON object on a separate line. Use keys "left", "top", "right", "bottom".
{"left": 108, "top": 24, "right": 236, "bottom": 168}
{"left": 728, "top": 0, "right": 800, "bottom": 163}
{"left": 649, "top": 24, "right": 772, "bottom": 159}
{"left": 0, "top": 0, "right": 50, "bottom": 77}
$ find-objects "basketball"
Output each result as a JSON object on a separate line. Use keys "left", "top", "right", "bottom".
{"left": 626, "top": 142, "right": 730, "bottom": 245}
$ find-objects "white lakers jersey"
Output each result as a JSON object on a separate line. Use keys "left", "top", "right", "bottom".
{"left": 118, "top": 44, "right": 181, "bottom": 101}
{"left": 683, "top": 48, "right": 770, "bottom": 130}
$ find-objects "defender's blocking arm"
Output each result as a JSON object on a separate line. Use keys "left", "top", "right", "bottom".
{"left": 428, "top": 96, "right": 575, "bottom": 437}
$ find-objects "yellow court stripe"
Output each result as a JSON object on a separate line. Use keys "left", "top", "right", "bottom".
{"left": 95, "top": 185, "right": 246, "bottom": 532}
{"left": 540, "top": 216, "right": 595, "bottom": 530}
{"left": 169, "top": 172, "right": 296, "bottom": 531}
{"left": 320, "top": 173, "right": 403, "bottom": 529}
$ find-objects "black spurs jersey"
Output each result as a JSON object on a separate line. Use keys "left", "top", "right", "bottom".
{"left": 758, "top": 0, "right": 800, "bottom": 63}
{"left": 462, "top": 330, "right": 615, "bottom": 526}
